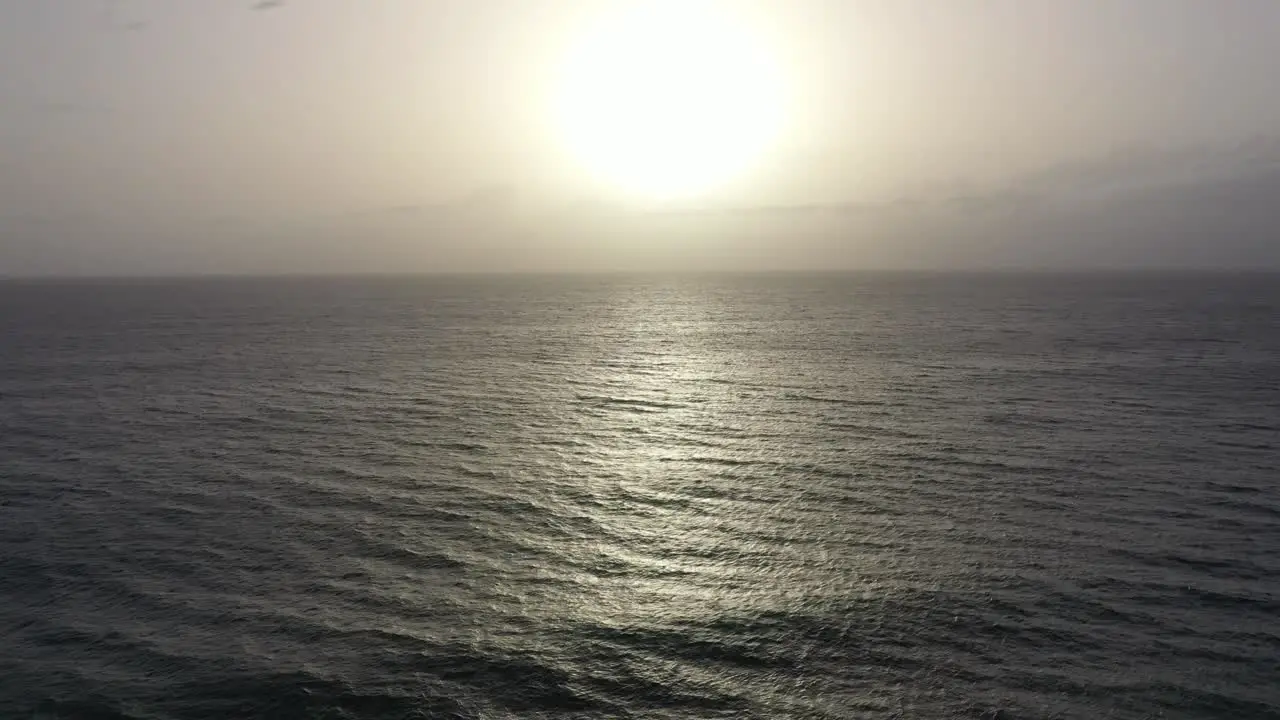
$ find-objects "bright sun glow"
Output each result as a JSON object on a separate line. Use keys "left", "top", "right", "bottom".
{"left": 553, "top": 2, "right": 786, "bottom": 202}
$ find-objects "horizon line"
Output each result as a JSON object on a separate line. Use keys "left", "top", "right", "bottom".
{"left": 4, "top": 266, "right": 1279, "bottom": 282}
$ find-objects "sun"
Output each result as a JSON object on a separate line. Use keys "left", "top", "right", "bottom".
{"left": 552, "top": 2, "right": 786, "bottom": 202}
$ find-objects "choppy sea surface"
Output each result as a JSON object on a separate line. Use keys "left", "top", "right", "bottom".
{"left": 1, "top": 272, "right": 1278, "bottom": 720}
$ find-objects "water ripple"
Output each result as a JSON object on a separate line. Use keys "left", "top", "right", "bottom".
{"left": 1, "top": 273, "right": 1278, "bottom": 719}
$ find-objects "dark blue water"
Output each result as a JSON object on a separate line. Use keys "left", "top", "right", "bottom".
{"left": 2, "top": 273, "right": 1278, "bottom": 719}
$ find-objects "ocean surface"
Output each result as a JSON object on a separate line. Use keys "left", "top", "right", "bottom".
{"left": 1, "top": 272, "right": 1277, "bottom": 720}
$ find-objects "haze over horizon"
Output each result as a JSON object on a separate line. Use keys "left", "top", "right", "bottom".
{"left": 4, "top": 7, "right": 1280, "bottom": 718}
{"left": 3, "top": 0, "right": 1280, "bottom": 275}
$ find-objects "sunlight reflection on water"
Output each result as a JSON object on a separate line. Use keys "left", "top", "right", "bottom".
{"left": 3, "top": 274, "right": 1278, "bottom": 718}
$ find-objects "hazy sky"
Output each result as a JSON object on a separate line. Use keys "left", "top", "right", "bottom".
{"left": 3, "top": 0, "right": 1280, "bottom": 274}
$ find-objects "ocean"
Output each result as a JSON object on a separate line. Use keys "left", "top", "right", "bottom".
{"left": 1, "top": 272, "right": 1277, "bottom": 719}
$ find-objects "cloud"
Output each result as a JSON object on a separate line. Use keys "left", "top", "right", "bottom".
{"left": 5, "top": 138, "right": 1276, "bottom": 275}
{"left": 603, "top": 140, "right": 1280, "bottom": 269}
{"left": 32, "top": 101, "right": 112, "bottom": 116}
{"left": 99, "top": 0, "right": 149, "bottom": 31}
{"left": 336, "top": 185, "right": 519, "bottom": 220}
{"left": 0, "top": 100, "right": 112, "bottom": 130}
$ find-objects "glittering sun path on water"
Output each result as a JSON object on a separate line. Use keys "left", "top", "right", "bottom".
{"left": 1, "top": 273, "right": 1278, "bottom": 719}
